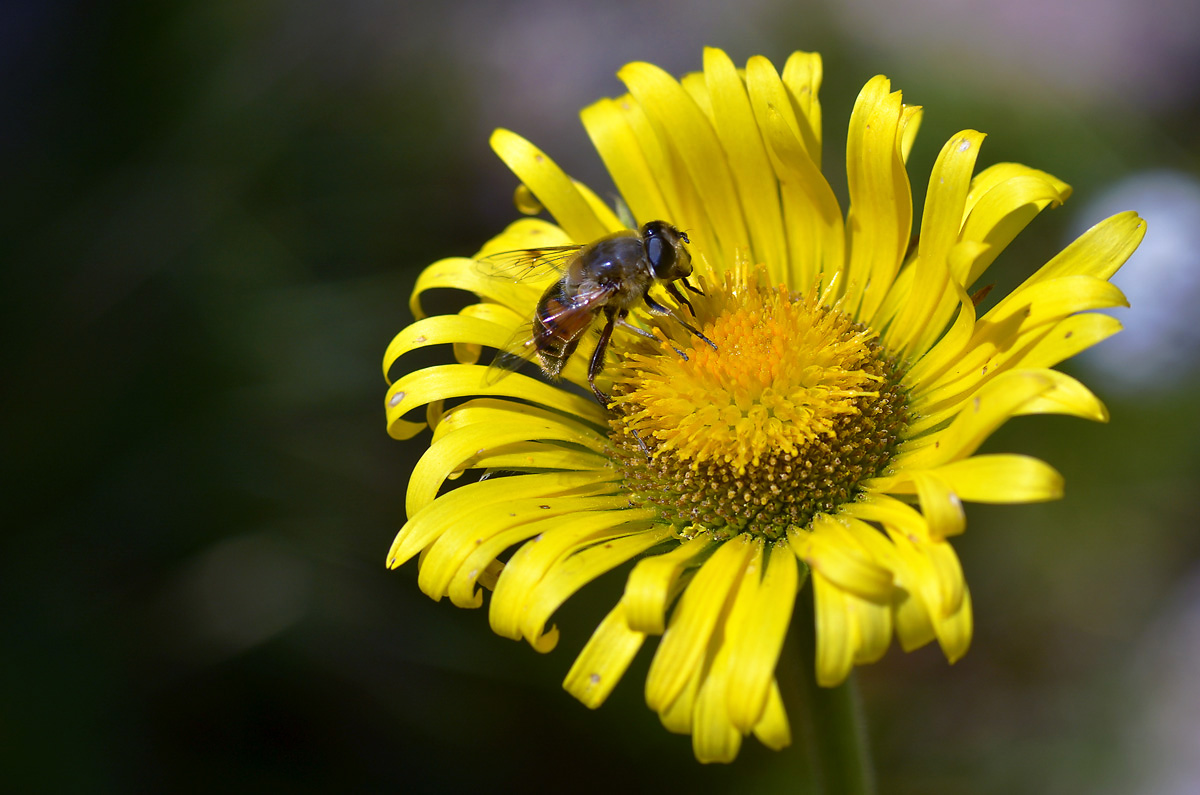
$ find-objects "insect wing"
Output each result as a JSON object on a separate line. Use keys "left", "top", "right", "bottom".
{"left": 536, "top": 282, "right": 614, "bottom": 340}
{"left": 484, "top": 323, "right": 541, "bottom": 385}
{"left": 482, "top": 283, "right": 616, "bottom": 386}
{"left": 476, "top": 245, "right": 583, "bottom": 282}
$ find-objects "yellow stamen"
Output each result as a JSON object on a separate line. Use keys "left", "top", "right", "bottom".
{"left": 615, "top": 277, "right": 885, "bottom": 473}
{"left": 609, "top": 273, "right": 908, "bottom": 539}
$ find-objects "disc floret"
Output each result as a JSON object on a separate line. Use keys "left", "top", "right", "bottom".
{"left": 610, "top": 276, "right": 909, "bottom": 540}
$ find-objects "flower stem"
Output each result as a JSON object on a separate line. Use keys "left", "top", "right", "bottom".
{"left": 780, "top": 586, "right": 876, "bottom": 795}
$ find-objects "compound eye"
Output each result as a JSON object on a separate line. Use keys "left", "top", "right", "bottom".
{"left": 646, "top": 234, "right": 667, "bottom": 273}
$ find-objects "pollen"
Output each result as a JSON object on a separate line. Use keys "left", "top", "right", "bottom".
{"left": 609, "top": 274, "right": 909, "bottom": 540}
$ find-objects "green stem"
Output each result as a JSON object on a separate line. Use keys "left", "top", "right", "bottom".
{"left": 779, "top": 585, "right": 875, "bottom": 795}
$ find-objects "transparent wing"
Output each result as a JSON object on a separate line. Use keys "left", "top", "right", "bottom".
{"left": 476, "top": 245, "right": 584, "bottom": 282}
{"left": 484, "top": 322, "right": 540, "bottom": 385}
{"left": 483, "top": 283, "right": 617, "bottom": 386}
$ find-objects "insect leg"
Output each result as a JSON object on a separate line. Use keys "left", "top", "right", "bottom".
{"left": 615, "top": 318, "right": 688, "bottom": 360}
{"left": 644, "top": 294, "right": 718, "bottom": 351}
{"left": 588, "top": 309, "right": 618, "bottom": 406}
{"left": 664, "top": 281, "right": 696, "bottom": 315}
{"left": 604, "top": 310, "right": 652, "bottom": 458}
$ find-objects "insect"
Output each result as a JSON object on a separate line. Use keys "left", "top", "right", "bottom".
{"left": 482, "top": 220, "right": 717, "bottom": 406}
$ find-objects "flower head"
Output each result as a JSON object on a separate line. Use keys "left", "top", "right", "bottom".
{"left": 383, "top": 48, "right": 1144, "bottom": 763}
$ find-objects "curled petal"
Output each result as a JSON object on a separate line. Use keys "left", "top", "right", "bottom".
{"left": 791, "top": 519, "right": 894, "bottom": 601}
{"left": 489, "top": 511, "right": 658, "bottom": 650}
{"left": 517, "top": 523, "right": 670, "bottom": 650}
{"left": 385, "top": 364, "right": 604, "bottom": 441}
{"left": 388, "top": 471, "right": 617, "bottom": 569}
{"left": 490, "top": 129, "right": 618, "bottom": 242}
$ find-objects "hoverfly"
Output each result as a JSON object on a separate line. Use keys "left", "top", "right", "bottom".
{"left": 481, "top": 220, "right": 717, "bottom": 406}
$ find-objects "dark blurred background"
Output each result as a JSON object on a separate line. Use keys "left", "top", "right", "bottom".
{"left": 4, "top": 1, "right": 1199, "bottom": 792}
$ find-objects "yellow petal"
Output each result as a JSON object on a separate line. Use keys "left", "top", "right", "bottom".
{"left": 842, "top": 493, "right": 931, "bottom": 543}
{"left": 383, "top": 313, "right": 509, "bottom": 383}
{"left": 387, "top": 471, "right": 615, "bottom": 569}
{"left": 885, "top": 131, "right": 985, "bottom": 350}
{"left": 452, "top": 303, "right": 532, "bottom": 367}
{"left": 959, "top": 172, "right": 1070, "bottom": 287}
{"left": 884, "top": 529, "right": 966, "bottom": 633}
{"left": 519, "top": 522, "right": 668, "bottom": 649}
{"left": 928, "top": 454, "right": 1063, "bottom": 503}
{"left": 581, "top": 97, "right": 673, "bottom": 227}
{"left": 877, "top": 237, "right": 989, "bottom": 358}
{"left": 1025, "top": 210, "right": 1146, "bottom": 284}
{"left": 919, "top": 535, "right": 966, "bottom": 618}
{"left": 445, "top": 506, "right": 632, "bottom": 609}
{"left": 478, "top": 216, "right": 576, "bottom": 254}
{"left": 935, "top": 584, "right": 973, "bottom": 663}
{"left": 753, "top": 90, "right": 844, "bottom": 291}
{"left": 462, "top": 440, "right": 609, "bottom": 476}
{"left": 807, "top": 518, "right": 897, "bottom": 666}
{"left": 837, "top": 517, "right": 903, "bottom": 657}
{"left": 692, "top": 640, "right": 742, "bottom": 764}
{"left": 1021, "top": 312, "right": 1123, "bottom": 370}
{"left": 899, "top": 371, "right": 1056, "bottom": 467}
{"left": 610, "top": 93, "right": 718, "bottom": 259}
{"left": 746, "top": 56, "right": 811, "bottom": 161}
{"left": 407, "top": 404, "right": 608, "bottom": 515}
{"left": 658, "top": 662, "right": 702, "bottom": 735}
{"left": 423, "top": 497, "right": 633, "bottom": 607}
{"left": 792, "top": 518, "right": 894, "bottom": 602}
{"left": 878, "top": 532, "right": 938, "bottom": 652}
{"left": 911, "top": 276, "right": 1127, "bottom": 422}
{"left": 726, "top": 542, "right": 801, "bottom": 732}
{"left": 844, "top": 76, "right": 912, "bottom": 318}
{"left": 1010, "top": 368, "right": 1110, "bottom": 423}
{"left": 703, "top": 48, "right": 788, "bottom": 282}
{"left": 910, "top": 469, "right": 966, "bottom": 539}
{"left": 624, "top": 535, "right": 715, "bottom": 634}
{"left": 488, "top": 510, "right": 655, "bottom": 648}
{"left": 811, "top": 571, "right": 854, "bottom": 686}
{"left": 680, "top": 71, "right": 712, "bottom": 121}
{"left": 385, "top": 363, "right": 604, "bottom": 441}
{"left": 572, "top": 178, "right": 625, "bottom": 231}
{"left": 409, "top": 256, "right": 540, "bottom": 321}
{"left": 645, "top": 535, "right": 754, "bottom": 713}
{"left": 980, "top": 275, "right": 1129, "bottom": 346}
{"left": 489, "top": 128, "right": 615, "bottom": 243}
{"left": 417, "top": 505, "right": 545, "bottom": 608}
{"left": 850, "top": 589, "right": 894, "bottom": 664}
{"left": 432, "top": 397, "right": 592, "bottom": 439}
{"left": 751, "top": 679, "right": 792, "bottom": 751}
{"left": 905, "top": 281, "right": 979, "bottom": 388}
{"left": 898, "top": 104, "right": 923, "bottom": 163}
{"left": 619, "top": 60, "right": 751, "bottom": 270}
{"left": 780, "top": 50, "right": 823, "bottom": 158}
{"left": 563, "top": 598, "right": 645, "bottom": 708}
{"left": 964, "top": 162, "right": 1070, "bottom": 221}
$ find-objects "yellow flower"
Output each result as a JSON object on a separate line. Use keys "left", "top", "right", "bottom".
{"left": 383, "top": 48, "right": 1144, "bottom": 763}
